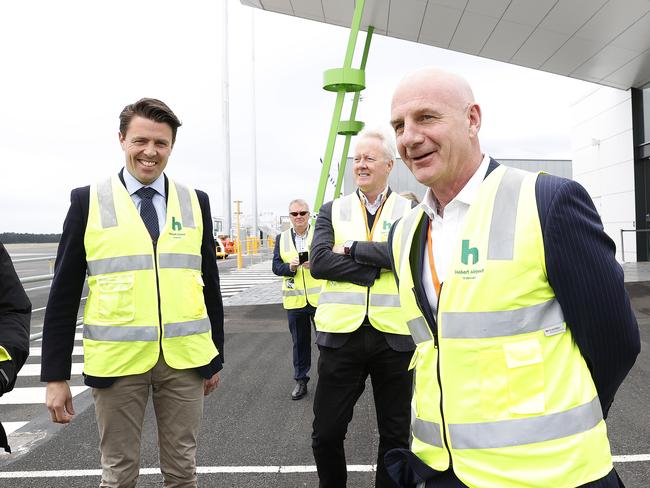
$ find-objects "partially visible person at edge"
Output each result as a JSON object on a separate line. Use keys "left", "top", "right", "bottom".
{"left": 0, "top": 242, "right": 31, "bottom": 453}
{"left": 309, "top": 128, "right": 414, "bottom": 487}
{"left": 382, "top": 67, "right": 640, "bottom": 488}
{"left": 271, "top": 199, "right": 323, "bottom": 400}
{"left": 41, "top": 98, "right": 224, "bottom": 488}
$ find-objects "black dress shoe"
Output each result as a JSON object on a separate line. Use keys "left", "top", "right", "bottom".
{"left": 291, "top": 380, "right": 308, "bottom": 400}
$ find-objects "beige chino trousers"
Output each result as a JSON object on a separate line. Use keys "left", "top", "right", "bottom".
{"left": 92, "top": 355, "right": 204, "bottom": 488}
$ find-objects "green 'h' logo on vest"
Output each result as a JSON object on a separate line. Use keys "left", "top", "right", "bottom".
{"left": 461, "top": 239, "right": 479, "bottom": 265}
{"left": 172, "top": 216, "right": 182, "bottom": 232}
{"left": 383, "top": 220, "right": 392, "bottom": 231}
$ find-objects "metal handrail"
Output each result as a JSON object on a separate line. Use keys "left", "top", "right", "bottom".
{"left": 29, "top": 318, "right": 83, "bottom": 342}
{"left": 620, "top": 229, "right": 650, "bottom": 262}
{"left": 20, "top": 273, "right": 54, "bottom": 284}
{"left": 13, "top": 255, "right": 56, "bottom": 264}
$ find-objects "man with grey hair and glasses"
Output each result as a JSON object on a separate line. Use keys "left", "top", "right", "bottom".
{"left": 272, "top": 199, "right": 323, "bottom": 400}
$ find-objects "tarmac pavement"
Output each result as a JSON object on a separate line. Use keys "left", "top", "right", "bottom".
{"left": 1, "top": 246, "right": 649, "bottom": 487}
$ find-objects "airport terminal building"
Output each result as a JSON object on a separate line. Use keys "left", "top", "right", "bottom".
{"left": 244, "top": 0, "right": 650, "bottom": 262}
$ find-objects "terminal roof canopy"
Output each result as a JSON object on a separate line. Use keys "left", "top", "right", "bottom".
{"left": 240, "top": 0, "right": 650, "bottom": 90}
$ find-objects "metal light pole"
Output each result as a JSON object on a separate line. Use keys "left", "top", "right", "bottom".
{"left": 250, "top": 8, "right": 259, "bottom": 238}
{"left": 221, "top": 0, "right": 232, "bottom": 236}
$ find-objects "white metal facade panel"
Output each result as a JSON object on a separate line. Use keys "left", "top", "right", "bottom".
{"left": 242, "top": 0, "right": 650, "bottom": 89}
{"left": 419, "top": 4, "right": 463, "bottom": 46}
{"left": 291, "top": 0, "right": 325, "bottom": 19}
{"left": 260, "top": 0, "right": 294, "bottom": 15}
{"left": 449, "top": 10, "right": 499, "bottom": 54}
{"left": 480, "top": 20, "right": 535, "bottom": 61}
{"left": 362, "top": 0, "right": 389, "bottom": 35}
{"left": 387, "top": 0, "right": 427, "bottom": 41}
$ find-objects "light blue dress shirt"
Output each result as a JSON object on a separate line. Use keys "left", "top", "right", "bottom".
{"left": 122, "top": 168, "right": 167, "bottom": 235}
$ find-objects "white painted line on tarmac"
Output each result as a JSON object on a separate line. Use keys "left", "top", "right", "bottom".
{"left": 2, "top": 422, "right": 28, "bottom": 435}
{"left": 18, "top": 362, "right": 84, "bottom": 377}
{"left": 0, "top": 465, "right": 375, "bottom": 478}
{"left": 0, "top": 458, "right": 648, "bottom": 479}
{"left": 0, "top": 386, "right": 88, "bottom": 405}
{"left": 613, "top": 454, "right": 650, "bottom": 462}
{"left": 29, "top": 346, "right": 84, "bottom": 357}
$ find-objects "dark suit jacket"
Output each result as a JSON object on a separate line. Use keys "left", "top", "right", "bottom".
{"left": 385, "top": 160, "right": 639, "bottom": 487}
{"left": 310, "top": 190, "right": 415, "bottom": 352}
{"left": 0, "top": 242, "right": 31, "bottom": 452}
{"left": 40, "top": 172, "right": 224, "bottom": 387}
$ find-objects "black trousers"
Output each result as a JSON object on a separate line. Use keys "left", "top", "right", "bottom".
{"left": 287, "top": 306, "right": 315, "bottom": 382}
{"left": 312, "top": 326, "right": 413, "bottom": 488}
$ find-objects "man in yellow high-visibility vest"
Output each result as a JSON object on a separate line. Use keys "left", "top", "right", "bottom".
{"left": 41, "top": 98, "right": 224, "bottom": 488}
{"left": 310, "top": 128, "right": 414, "bottom": 487}
{"left": 272, "top": 199, "right": 322, "bottom": 400}
{"left": 383, "top": 67, "right": 640, "bottom": 488}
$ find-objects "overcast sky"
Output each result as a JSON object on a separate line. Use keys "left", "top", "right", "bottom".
{"left": 1, "top": 0, "right": 606, "bottom": 233}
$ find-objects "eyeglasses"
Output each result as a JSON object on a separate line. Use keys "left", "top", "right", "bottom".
{"left": 289, "top": 211, "right": 309, "bottom": 217}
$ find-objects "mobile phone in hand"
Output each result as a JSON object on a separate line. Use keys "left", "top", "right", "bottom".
{"left": 298, "top": 251, "right": 309, "bottom": 264}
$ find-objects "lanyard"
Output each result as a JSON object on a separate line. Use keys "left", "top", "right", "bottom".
{"left": 426, "top": 219, "right": 441, "bottom": 296}
{"left": 360, "top": 195, "right": 385, "bottom": 241}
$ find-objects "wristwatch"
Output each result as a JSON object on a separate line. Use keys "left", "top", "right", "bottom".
{"left": 343, "top": 240, "right": 354, "bottom": 256}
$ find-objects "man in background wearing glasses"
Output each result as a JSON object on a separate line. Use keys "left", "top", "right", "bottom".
{"left": 272, "top": 199, "right": 323, "bottom": 400}
{"left": 309, "top": 128, "right": 414, "bottom": 487}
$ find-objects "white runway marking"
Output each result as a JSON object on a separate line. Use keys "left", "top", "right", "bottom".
{"left": 29, "top": 346, "right": 84, "bottom": 357}
{"left": 18, "top": 363, "right": 84, "bottom": 377}
{"left": 1, "top": 459, "right": 648, "bottom": 479}
{"left": 1, "top": 422, "right": 28, "bottom": 435}
{"left": 0, "top": 386, "right": 88, "bottom": 405}
{"left": 612, "top": 454, "right": 650, "bottom": 462}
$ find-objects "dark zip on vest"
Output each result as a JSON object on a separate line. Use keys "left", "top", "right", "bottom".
{"left": 152, "top": 240, "right": 163, "bottom": 349}
{"left": 411, "top": 282, "right": 452, "bottom": 467}
{"left": 435, "top": 282, "right": 452, "bottom": 467}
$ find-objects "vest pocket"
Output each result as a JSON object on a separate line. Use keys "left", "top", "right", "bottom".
{"left": 183, "top": 271, "right": 206, "bottom": 318}
{"left": 503, "top": 338, "right": 545, "bottom": 415}
{"left": 97, "top": 273, "right": 135, "bottom": 323}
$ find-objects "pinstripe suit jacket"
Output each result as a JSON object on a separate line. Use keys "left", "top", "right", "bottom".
{"left": 385, "top": 159, "right": 640, "bottom": 487}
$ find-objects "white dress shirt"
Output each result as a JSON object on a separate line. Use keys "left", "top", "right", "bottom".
{"left": 420, "top": 154, "right": 491, "bottom": 313}
{"left": 359, "top": 186, "right": 388, "bottom": 215}
{"left": 123, "top": 168, "right": 167, "bottom": 235}
{"left": 294, "top": 225, "right": 310, "bottom": 253}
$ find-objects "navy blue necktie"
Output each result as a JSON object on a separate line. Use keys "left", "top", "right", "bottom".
{"left": 136, "top": 187, "right": 159, "bottom": 242}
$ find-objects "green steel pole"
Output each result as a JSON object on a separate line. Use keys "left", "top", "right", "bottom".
{"left": 334, "top": 26, "right": 374, "bottom": 198}
{"left": 313, "top": 0, "right": 366, "bottom": 215}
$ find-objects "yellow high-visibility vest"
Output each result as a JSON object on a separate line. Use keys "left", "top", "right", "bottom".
{"left": 279, "top": 226, "right": 323, "bottom": 309}
{"left": 83, "top": 175, "right": 218, "bottom": 377}
{"left": 315, "top": 191, "right": 411, "bottom": 335}
{"left": 392, "top": 166, "right": 613, "bottom": 487}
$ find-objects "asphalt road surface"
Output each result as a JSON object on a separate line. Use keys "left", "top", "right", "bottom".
{"left": 0, "top": 244, "right": 648, "bottom": 487}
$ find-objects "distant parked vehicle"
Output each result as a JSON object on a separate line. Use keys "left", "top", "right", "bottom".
{"left": 215, "top": 237, "right": 229, "bottom": 260}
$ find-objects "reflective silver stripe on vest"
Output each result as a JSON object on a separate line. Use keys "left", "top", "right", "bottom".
{"left": 282, "top": 230, "right": 292, "bottom": 253}
{"left": 487, "top": 168, "right": 525, "bottom": 260}
{"left": 164, "top": 318, "right": 211, "bottom": 338}
{"left": 449, "top": 396, "right": 603, "bottom": 450}
{"left": 441, "top": 298, "right": 564, "bottom": 339}
{"left": 97, "top": 178, "right": 118, "bottom": 228}
{"left": 369, "top": 294, "right": 401, "bottom": 307}
{"left": 339, "top": 195, "right": 353, "bottom": 222}
{"left": 306, "top": 287, "right": 322, "bottom": 295}
{"left": 399, "top": 208, "right": 424, "bottom": 274}
{"left": 83, "top": 324, "right": 158, "bottom": 341}
{"left": 318, "top": 291, "right": 366, "bottom": 306}
{"left": 158, "top": 253, "right": 202, "bottom": 270}
{"left": 175, "top": 183, "right": 196, "bottom": 229}
{"left": 87, "top": 255, "right": 154, "bottom": 275}
{"left": 391, "top": 196, "right": 409, "bottom": 220}
{"left": 283, "top": 289, "right": 305, "bottom": 297}
{"left": 408, "top": 316, "right": 433, "bottom": 344}
{"left": 412, "top": 417, "right": 443, "bottom": 448}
